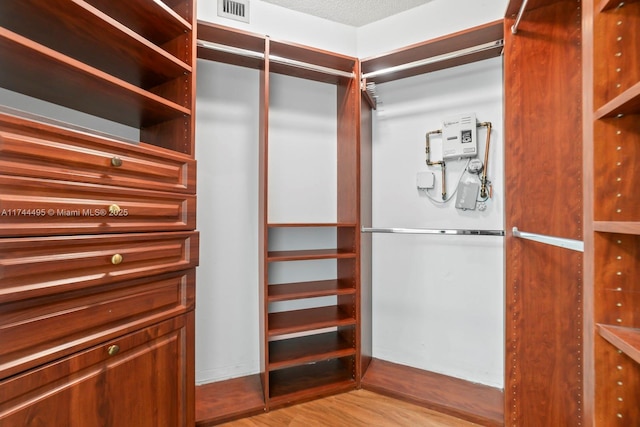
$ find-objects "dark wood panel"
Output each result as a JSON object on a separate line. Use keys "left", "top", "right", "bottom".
{"left": 1, "top": 270, "right": 194, "bottom": 379}
{"left": 593, "top": 338, "right": 640, "bottom": 424}
{"left": 268, "top": 306, "right": 355, "bottom": 337}
{"left": 593, "top": 2, "right": 640, "bottom": 111}
{"left": 0, "top": 231, "right": 199, "bottom": 303}
{"left": 504, "top": 1, "right": 584, "bottom": 425}
{"left": 268, "top": 40, "right": 356, "bottom": 75}
{"left": 361, "top": 359, "right": 503, "bottom": 427}
{"left": 195, "top": 375, "right": 265, "bottom": 426}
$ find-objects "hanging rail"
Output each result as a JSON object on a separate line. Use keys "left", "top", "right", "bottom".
{"left": 361, "top": 227, "right": 504, "bottom": 236}
{"left": 197, "top": 40, "right": 264, "bottom": 60}
{"left": 511, "top": 0, "right": 529, "bottom": 34}
{"left": 361, "top": 39, "right": 504, "bottom": 80}
{"left": 512, "top": 227, "right": 584, "bottom": 252}
{"left": 197, "top": 40, "right": 355, "bottom": 79}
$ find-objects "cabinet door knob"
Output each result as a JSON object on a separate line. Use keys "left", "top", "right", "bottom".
{"left": 107, "top": 345, "right": 120, "bottom": 356}
{"left": 108, "top": 204, "right": 121, "bottom": 215}
{"left": 110, "top": 156, "right": 123, "bottom": 167}
{"left": 111, "top": 253, "right": 123, "bottom": 265}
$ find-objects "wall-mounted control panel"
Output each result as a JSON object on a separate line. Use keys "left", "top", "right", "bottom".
{"left": 442, "top": 113, "right": 477, "bottom": 159}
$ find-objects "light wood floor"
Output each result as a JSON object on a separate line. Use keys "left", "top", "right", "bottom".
{"left": 219, "top": 389, "right": 481, "bottom": 426}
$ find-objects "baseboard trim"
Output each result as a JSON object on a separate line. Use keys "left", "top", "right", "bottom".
{"left": 361, "top": 358, "right": 504, "bottom": 427}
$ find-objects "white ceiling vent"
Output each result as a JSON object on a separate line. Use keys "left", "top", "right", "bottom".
{"left": 218, "top": 0, "right": 250, "bottom": 23}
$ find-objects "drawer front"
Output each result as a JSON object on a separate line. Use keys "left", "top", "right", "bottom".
{"left": 1, "top": 270, "right": 195, "bottom": 380}
{"left": 0, "top": 315, "right": 192, "bottom": 426}
{"left": 0, "top": 231, "right": 199, "bottom": 303}
{"left": 0, "top": 113, "right": 195, "bottom": 193}
{"left": 0, "top": 175, "right": 196, "bottom": 236}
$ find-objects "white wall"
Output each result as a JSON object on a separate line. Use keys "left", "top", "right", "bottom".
{"left": 371, "top": 57, "right": 504, "bottom": 387}
{"left": 195, "top": 60, "right": 261, "bottom": 383}
{"left": 357, "top": 0, "right": 508, "bottom": 58}
{"left": 197, "top": 1, "right": 357, "bottom": 56}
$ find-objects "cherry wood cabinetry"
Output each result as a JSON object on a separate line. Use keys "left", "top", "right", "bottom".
{"left": 0, "top": 1, "right": 196, "bottom": 425}
{"left": 503, "top": 1, "right": 584, "bottom": 425}
{"left": 583, "top": 0, "right": 640, "bottom": 424}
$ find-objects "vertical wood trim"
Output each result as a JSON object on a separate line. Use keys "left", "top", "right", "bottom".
{"left": 582, "top": 0, "right": 595, "bottom": 425}
{"left": 259, "top": 37, "right": 270, "bottom": 409}
{"left": 503, "top": 1, "right": 584, "bottom": 425}
{"left": 359, "top": 80, "right": 373, "bottom": 377}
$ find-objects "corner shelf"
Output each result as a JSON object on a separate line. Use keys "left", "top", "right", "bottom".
{"left": 598, "top": 324, "right": 640, "bottom": 364}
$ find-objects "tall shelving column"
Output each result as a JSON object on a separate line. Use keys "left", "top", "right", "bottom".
{"left": 260, "top": 38, "right": 362, "bottom": 410}
{"left": 584, "top": 0, "right": 640, "bottom": 424}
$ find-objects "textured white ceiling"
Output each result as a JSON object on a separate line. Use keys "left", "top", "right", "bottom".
{"left": 259, "top": 0, "right": 434, "bottom": 27}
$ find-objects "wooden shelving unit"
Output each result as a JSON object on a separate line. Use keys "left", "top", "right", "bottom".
{"left": 0, "top": 1, "right": 197, "bottom": 425}
{"left": 194, "top": 21, "right": 362, "bottom": 421}
{"left": 584, "top": 0, "right": 640, "bottom": 424}
{"left": 0, "top": 0, "right": 194, "bottom": 154}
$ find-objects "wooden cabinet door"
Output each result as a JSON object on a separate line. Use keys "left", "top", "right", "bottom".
{"left": 0, "top": 315, "right": 194, "bottom": 427}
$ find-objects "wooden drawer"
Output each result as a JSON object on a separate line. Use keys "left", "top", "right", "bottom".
{"left": 0, "top": 111, "right": 196, "bottom": 193}
{"left": 0, "top": 231, "right": 199, "bottom": 303}
{"left": 0, "top": 315, "right": 193, "bottom": 426}
{"left": 0, "top": 175, "right": 196, "bottom": 236}
{"left": 1, "top": 270, "right": 195, "bottom": 379}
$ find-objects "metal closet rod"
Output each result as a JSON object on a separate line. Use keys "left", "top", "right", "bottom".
{"left": 196, "top": 40, "right": 354, "bottom": 79}
{"left": 361, "top": 227, "right": 505, "bottom": 236}
{"left": 511, "top": 0, "right": 529, "bottom": 34}
{"left": 512, "top": 227, "right": 584, "bottom": 252}
{"left": 361, "top": 39, "right": 504, "bottom": 80}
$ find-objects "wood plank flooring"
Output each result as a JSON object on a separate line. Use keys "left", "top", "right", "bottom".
{"left": 219, "top": 389, "right": 481, "bottom": 426}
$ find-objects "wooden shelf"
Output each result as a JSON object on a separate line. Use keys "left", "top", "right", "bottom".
{"left": 360, "top": 20, "right": 503, "bottom": 84}
{"left": 595, "top": 81, "right": 640, "bottom": 119}
{"left": 269, "top": 331, "right": 355, "bottom": 370}
{"left": 85, "top": 0, "right": 192, "bottom": 45}
{"left": 597, "top": 0, "right": 640, "bottom": 13}
{"left": 268, "top": 280, "right": 355, "bottom": 302}
{"left": 268, "top": 223, "right": 357, "bottom": 228}
{"left": 267, "top": 249, "right": 356, "bottom": 262}
{"left": 0, "top": 28, "right": 190, "bottom": 129}
{"left": 268, "top": 358, "right": 355, "bottom": 404}
{"left": 268, "top": 306, "right": 355, "bottom": 337}
{"left": 0, "top": 0, "right": 191, "bottom": 89}
{"left": 598, "top": 324, "right": 640, "bottom": 364}
{"left": 593, "top": 221, "right": 640, "bottom": 235}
